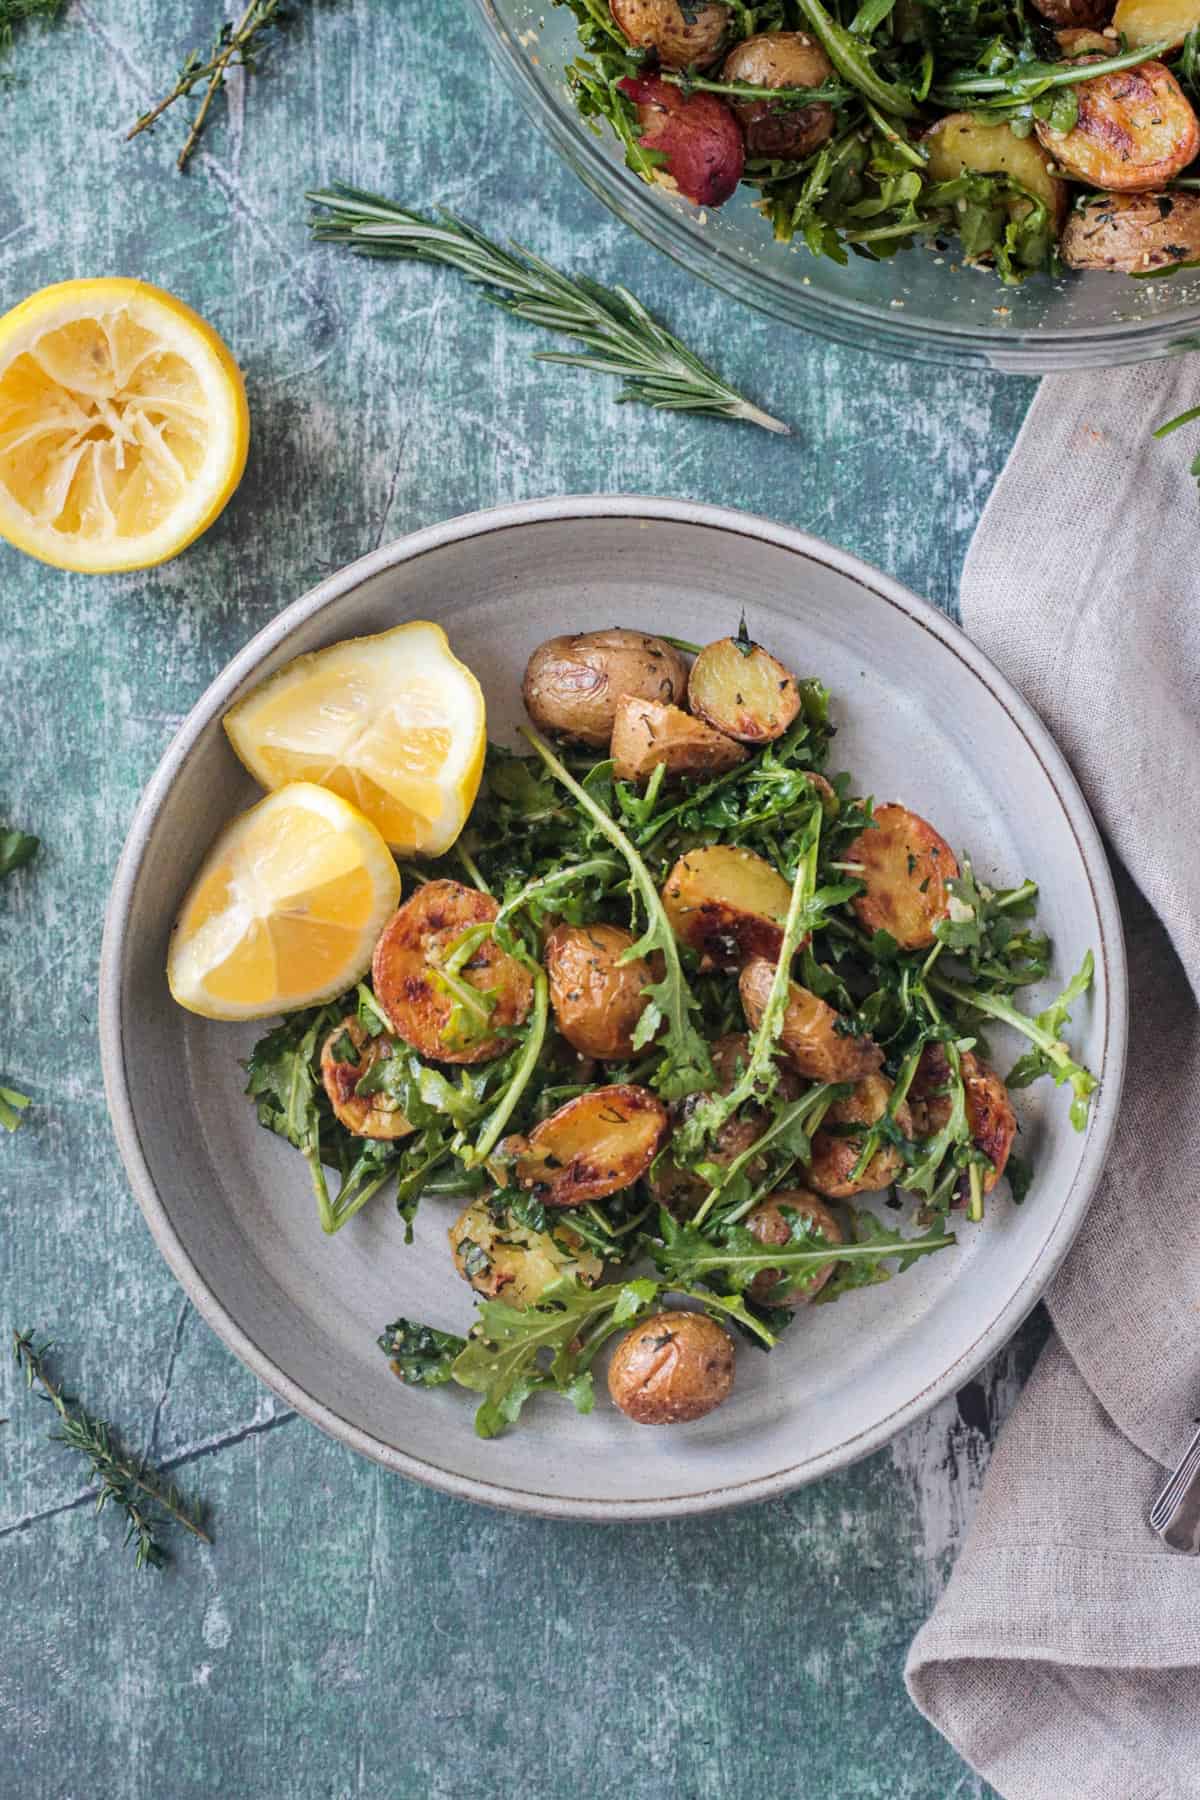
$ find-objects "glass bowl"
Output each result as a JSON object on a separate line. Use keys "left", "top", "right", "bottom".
{"left": 468, "top": 0, "right": 1200, "bottom": 371}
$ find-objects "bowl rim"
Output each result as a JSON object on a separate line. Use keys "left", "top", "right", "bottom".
{"left": 466, "top": 0, "right": 1200, "bottom": 371}
{"left": 99, "top": 494, "right": 1128, "bottom": 1519}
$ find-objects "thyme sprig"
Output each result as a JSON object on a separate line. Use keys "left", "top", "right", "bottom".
{"left": 127, "top": 0, "right": 296, "bottom": 172}
{"left": 306, "top": 184, "right": 790, "bottom": 433}
{"left": 12, "top": 1330, "right": 211, "bottom": 1569}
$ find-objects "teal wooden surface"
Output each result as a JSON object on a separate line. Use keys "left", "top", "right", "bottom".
{"left": 0, "top": 6, "right": 1040, "bottom": 1796}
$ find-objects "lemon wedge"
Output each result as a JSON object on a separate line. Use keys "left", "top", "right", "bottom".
{"left": 0, "top": 278, "right": 248, "bottom": 573}
{"left": 167, "top": 783, "right": 401, "bottom": 1021}
{"left": 223, "top": 620, "right": 486, "bottom": 857}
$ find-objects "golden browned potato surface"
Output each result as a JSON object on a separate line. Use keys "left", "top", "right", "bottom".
{"left": 1113, "top": 0, "right": 1200, "bottom": 50}
{"left": 844, "top": 803, "right": 958, "bottom": 951}
{"left": 745, "top": 1191, "right": 844, "bottom": 1305}
{"left": 1036, "top": 61, "right": 1200, "bottom": 191}
{"left": 909, "top": 1044, "right": 1017, "bottom": 1197}
{"left": 924, "top": 114, "right": 1066, "bottom": 225}
{"left": 319, "top": 1016, "right": 414, "bottom": 1141}
{"left": 522, "top": 629, "right": 689, "bottom": 748}
{"left": 806, "top": 1074, "right": 913, "bottom": 1199}
{"left": 1056, "top": 26, "right": 1117, "bottom": 50}
{"left": 610, "top": 0, "right": 730, "bottom": 68}
{"left": 1061, "top": 189, "right": 1200, "bottom": 269}
{"left": 721, "top": 31, "right": 835, "bottom": 159}
{"left": 545, "top": 922, "right": 655, "bottom": 1061}
{"left": 607, "top": 1311, "right": 735, "bottom": 1423}
{"left": 371, "top": 879, "right": 533, "bottom": 1065}
{"left": 507, "top": 1083, "right": 669, "bottom": 1207}
{"left": 739, "top": 958, "right": 884, "bottom": 1082}
{"left": 448, "top": 1197, "right": 603, "bottom": 1303}
{"left": 687, "top": 635, "right": 803, "bottom": 743}
{"left": 610, "top": 696, "right": 746, "bottom": 785}
{"left": 662, "top": 844, "right": 794, "bottom": 970}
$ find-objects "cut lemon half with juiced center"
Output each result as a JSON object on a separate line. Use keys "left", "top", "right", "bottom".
{"left": 0, "top": 278, "right": 248, "bottom": 573}
{"left": 223, "top": 620, "right": 486, "bottom": 857}
{"left": 168, "top": 783, "right": 401, "bottom": 1021}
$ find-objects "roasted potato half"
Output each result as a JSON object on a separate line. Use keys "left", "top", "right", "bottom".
{"left": 319, "top": 1016, "right": 414, "bottom": 1141}
{"left": 522, "top": 629, "right": 689, "bottom": 748}
{"left": 1062, "top": 189, "right": 1200, "bottom": 270}
{"left": 909, "top": 1044, "right": 1017, "bottom": 1198}
{"left": 506, "top": 1083, "right": 669, "bottom": 1208}
{"left": 607, "top": 1311, "right": 735, "bottom": 1423}
{"left": 806, "top": 1074, "right": 913, "bottom": 1199}
{"left": 745, "top": 1191, "right": 844, "bottom": 1305}
{"left": 371, "top": 879, "right": 533, "bottom": 1065}
{"left": 448, "top": 1197, "right": 603, "bottom": 1304}
{"left": 1114, "top": 0, "right": 1200, "bottom": 50}
{"left": 611, "top": 696, "right": 746, "bottom": 785}
{"left": 740, "top": 957, "right": 884, "bottom": 1082}
{"left": 721, "top": 31, "right": 836, "bottom": 159}
{"left": 924, "top": 114, "right": 1066, "bottom": 225}
{"left": 687, "top": 634, "right": 803, "bottom": 743}
{"left": 662, "top": 845, "right": 795, "bottom": 971}
{"left": 618, "top": 75, "right": 745, "bottom": 207}
{"left": 545, "top": 922, "right": 655, "bottom": 1061}
{"left": 1036, "top": 61, "right": 1200, "bottom": 191}
{"left": 844, "top": 803, "right": 958, "bottom": 951}
{"left": 610, "top": 0, "right": 730, "bottom": 68}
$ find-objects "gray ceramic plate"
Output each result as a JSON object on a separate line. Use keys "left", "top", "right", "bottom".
{"left": 100, "top": 497, "right": 1126, "bottom": 1519}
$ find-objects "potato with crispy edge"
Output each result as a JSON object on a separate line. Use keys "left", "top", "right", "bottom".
{"left": 806, "top": 1074, "right": 913, "bottom": 1199}
{"left": 1036, "top": 60, "right": 1200, "bottom": 191}
{"left": 371, "top": 879, "right": 533, "bottom": 1065}
{"left": 618, "top": 75, "right": 745, "bottom": 208}
{"left": 745, "top": 1191, "right": 844, "bottom": 1304}
{"left": 909, "top": 1044, "right": 1018, "bottom": 1198}
{"left": 662, "top": 845, "right": 795, "bottom": 971}
{"left": 924, "top": 114, "right": 1066, "bottom": 226}
{"left": 610, "top": 0, "right": 730, "bottom": 68}
{"left": 607, "top": 1310, "right": 735, "bottom": 1423}
{"left": 545, "top": 922, "right": 655, "bottom": 1061}
{"left": 687, "top": 634, "right": 803, "bottom": 743}
{"left": 505, "top": 1083, "right": 669, "bottom": 1208}
{"left": 319, "top": 1016, "right": 414, "bottom": 1141}
{"left": 740, "top": 957, "right": 884, "bottom": 1082}
{"left": 721, "top": 31, "right": 836, "bottom": 159}
{"left": 844, "top": 803, "right": 958, "bottom": 951}
{"left": 449, "top": 1197, "right": 603, "bottom": 1304}
{"left": 1062, "top": 189, "right": 1200, "bottom": 269}
{"left": 611, "top": 696, "right": 746, "bottom": 786}
{"left": 1114, "top": 0, "right": 1200, "bottom": 51}
{"left": 522, "top": 629, "right": 689, "bottom": 749}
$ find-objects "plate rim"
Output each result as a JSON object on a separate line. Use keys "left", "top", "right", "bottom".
{"left": 99, "top": 495, "right": 1128, "bottom": 1520}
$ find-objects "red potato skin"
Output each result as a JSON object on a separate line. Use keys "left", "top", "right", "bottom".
{"left": 618, "top": 76, "right": 745, "bottom": 208}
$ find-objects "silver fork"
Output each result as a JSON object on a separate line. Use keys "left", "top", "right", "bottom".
{"left": 1151, "top": 1425, "right": 1200, "bottom": 1552}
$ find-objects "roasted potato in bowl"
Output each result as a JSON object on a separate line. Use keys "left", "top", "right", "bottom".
{"left": 319, "top": 1017, "right": 414, "bottom": 1141}
{"left": 1036, "top": 61, "right": 1200, "bottom": 191}
{"left": 745, "top": 1192, "right": 844, "bottom": 1305}
{"left": 687, "top": 634, "right": 803, "bottom": 744}
{"left": 806, "top": 1074, "right": 913, "bottom": 1199}
{"left": 505, "top": 1083, "right": 669, "bottom": 1207}
{"left": 618, "top": 75, "right": 745, "bottom": 208}
{"left": 1031, "top": 0, "right": 1114, "bottom": 26}
{"left": 610, "top": 0, "right": 729, "bottom": 68}
{"left": 740, "top": 957, "right": 884, "bottom": 1082}
{"left": 924, "top": 114, "right": 1066, "bottom": 227}
{"left": 662, "top": 845, "right": 795, "bottom": 970}
{"left": 545, "top": 922, "right": 656, "bottom": 1061}
{"left": 607, "top": 1311, "right": 735, "bottom": 1423}
{"left": 1113, "top": 0, "right": 1200, "bottom": 50}
{"left": 1062, "top": 189, "right": 1200, "bottom": 269}
{"left": 611, "top": 696, "right": 746, "bottom": 785}
{"left": 449, "top": 1197, "right": 603, "bottom": 1303}
{"left": 909, "top": 1045, "right": 1017, "bottom": 1199}
{"left": 721, "top": 31, "right": 836, "bottom": 160}
{"left": 522, "top": 629, "right": 689, "bottom": 748}
{"left": 844, "top": 804, "right": 958, "bottom": 951}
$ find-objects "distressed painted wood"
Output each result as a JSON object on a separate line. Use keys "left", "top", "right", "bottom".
{"left": 0, "top": 4, "right": 1038, "bottom": 1795}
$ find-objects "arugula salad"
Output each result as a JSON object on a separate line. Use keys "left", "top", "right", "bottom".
{"left": 552, "top": 0, "right": 1200, "bottom": 282}
{"left": 242, "top": 621, "right": 1097, "bottom": 1438}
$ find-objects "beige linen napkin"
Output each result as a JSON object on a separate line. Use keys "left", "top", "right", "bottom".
{"left": 905, "top": 360, "right": 1200, "bottom": 1799}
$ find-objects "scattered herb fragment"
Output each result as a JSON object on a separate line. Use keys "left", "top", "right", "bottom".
{"left": 128, "top": 0, "right": 299, "bottom": 173}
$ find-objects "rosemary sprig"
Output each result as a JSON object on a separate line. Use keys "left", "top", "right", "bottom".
{"left": 127, "top": 0, "right": 295, "bottom": 172}
{"left": 12, "top": 1329, "right": 211, "bottom": 1569}
{"left": 306, "top": 184, "right": 790, "bottom": 434}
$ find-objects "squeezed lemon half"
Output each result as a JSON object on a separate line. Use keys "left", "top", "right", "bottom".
{"left": 223, "top": 620, "right": 487, "bottom": 857}
{"left": 0, "top": 278, "right": 248, "bottom": 573}
{"left": 167, "top": 783, "right": 402, "bottom": 1021}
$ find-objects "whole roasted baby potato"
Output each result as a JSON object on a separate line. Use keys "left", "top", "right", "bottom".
{"left": 687, "top": 634, "right": 803, "bottom": 743}
{"left": 1061, "top": 189, "right": 1200, "bottom": 270}
{"left": 545, "top": 922, "right": 655, "bottom": 1061}
{"left": 319, "top": 1016, "right": 414, "bottom": 1141}
{"left": 371, "top": 879, "right": 533, "bottom": 1065}
{"left": 745, "top": 1191, "right": 844, "bottom": 1305}
{"left": 806, "top": 1073, "right": 913, "bottom": 1199}
{"left": 610, "top": 0, "right": 730, "bottom": 68}
{"left": 924, "top": 114, "right": 1066, "bottom": 226}
{"left": 909, "top": 1044, "right": 1017, "bottom": 1199}
{"left": 448, "top": 1197, "right": 603, "bottom": 1304}
{"left": 611, "top": 696, "right": 746, "bottom": 785}
{"left": 740, "top": 957, "right": 884, "bottom": 1082}
{"left": 607, "top": 1310, "right": 735, "bottom": 1423}
{"left": 1114, "top": 0, "right": 1200, "bottom": 50}
{"left": 506, "top": 1083, "right": 669, "bottom": 1207}
{"left": 1036, "top": 61, "right": 1200, "bottom": 191}
{"left": 721, "top": 31, "right": 836, "bottom": 159}
{"left": 844, "top": 803, "right": 958, "bottom": 951}
{"left": 662, "top": 845, "right": 795, "bottom": 970}
{"left": 618, "top": 75, "right": 745, "bottom": 207}
{"left": 522, "top": 628, "right": 689, "bottom": 748}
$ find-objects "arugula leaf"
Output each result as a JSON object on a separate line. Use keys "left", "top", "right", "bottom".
{"left": 0, "top": 1085, "right": 30, "bottom": 1133}
{"left": 0, "top": 825, "right": 38, "bottom": 880}
{"left": 933, "top": 952, "right": 1097, "bottom": 1130}
{"left": 377, "top": 1317, "right": 466, "bottom": 1386}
